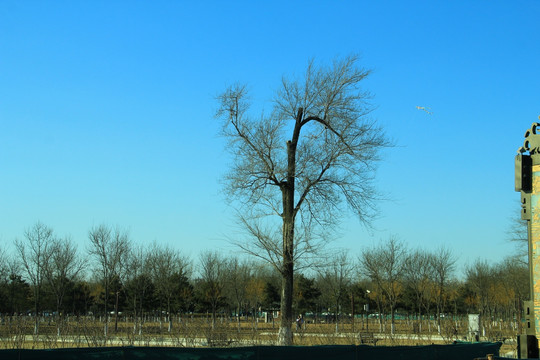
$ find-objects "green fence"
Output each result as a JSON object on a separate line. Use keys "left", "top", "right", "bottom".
{"left": 0, "top": 343, "right": 502, "bottom": 360}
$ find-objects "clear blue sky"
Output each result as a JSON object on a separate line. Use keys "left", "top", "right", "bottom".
{"left": 1, "top": 1, "right": 538, "bottom": 274}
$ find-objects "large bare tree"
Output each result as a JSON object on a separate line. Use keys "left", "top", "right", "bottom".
{"left": 217, "top": 55, "right": 390, "bottom": 344}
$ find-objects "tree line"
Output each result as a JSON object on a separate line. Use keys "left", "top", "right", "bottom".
{"left": 0, "top": 222, "right": 528, "bottom": 338}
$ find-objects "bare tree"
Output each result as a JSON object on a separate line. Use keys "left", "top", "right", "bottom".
{"left": 223, "top": 256, "right": 252, "bottom": 330}
{"left": 317, "top": 251, "right": 353, "bottom": 333}
{"left": 430, "top": 247, "right": 456, "bottom": 334}
{"left": 3, "top": 254, "right": 29, "bottom": 316}
{"left": 464, "top": 256, "right": 529, "bottom": 337}
{"left": 465, "top": 259, "right": 493, "bottom": 335}
{"left": 14, "top": 221, "right": 54, "bottom": 335}
{"left": 198, "top": 251, "right": 227, "bottom": 329}
{"left": 217, "top": 55, "right": 390, "bottom": 345}
{"left": 360, "top": 237, "right": 407, "bottom": 335}
{"left": 0, "top": 246, "right": 8, "bottom": 317}
{"left": 0, "top": 246, "right": 8, "bottom": 286}
{"left": 87, "top": 224, "right": 130, "bottom": 337}
{"left": 147, "top": 243, "right": 191, "bottom": 333}
{"left": 124, "top": 245, "right": 153, "bottom": 335}
{"left": 42, "top": 235, "right": 85, "bottom": 336}
{"left": 403, "top": 249, "right": 432, "bottom": 333}
{"left": 507, "top": 205, "right": 528, "bottom": 264}
{"left": 498, "top": 257, "right": 529, "bottom": 332}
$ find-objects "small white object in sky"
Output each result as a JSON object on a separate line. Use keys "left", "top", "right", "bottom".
{"left": 416, "top": 106, "right": 433, "bottom": 115}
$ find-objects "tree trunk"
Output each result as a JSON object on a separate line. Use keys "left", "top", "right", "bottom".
{"left": 237, "top": 304, "right": 241, "bottom": 332}
{"left": 278, "top": 137, "right": 298, "bottom": 346}
{"left": 278, "top": 229, "right": 294, "bottom": 345}
{"left": 335, "top": 299, "right": 340, "bottom": 333}
{"left": 133, "top": 296, "right": 137, "bottom": 335}
{"left": 418, "top": 309, "right": 423, "bottom": 334}
{"left": 390, "top": 306, "right": 395, "bottom": 335}
{"left": 34, "top": 291, "right": 40, "bottom": 336}
{"left": 351, "top": 295, "right": 355, "bottom": 333}
{"left": 377, "top": 301, "right": 383, "bottom": 333}
{"left": 56, "top": 298, "right": 61, "bottom": 337}
{"left": 138, "top": 295, "right": 144, "bottom": 336}
{"left": 278, "top": 200, "right": 294, "bottom": 345}
{"left": 114, "top": 291, "right": 119, "bottom": 332}
{"left": 104, "top": 282, "right": 109, "bottom": 338}
{"left": 168, "top": 299, "right": 172, "bottom": 333}
{"left": 436, "top": 302, "right": 442, "bottom": 335}
{"left": 212, "top": 303, "right": 217, "bottom": 330}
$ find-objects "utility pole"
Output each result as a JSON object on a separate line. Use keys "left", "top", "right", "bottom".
{"left": 516, "top": 119, "right": 540, "bottom": 359}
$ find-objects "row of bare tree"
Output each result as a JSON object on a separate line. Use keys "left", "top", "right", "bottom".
{"left": 360, "top": 237, "right": 528, "bottom": 336}
{"left": 0, "top": 222, "right": 528, "bottom": 339}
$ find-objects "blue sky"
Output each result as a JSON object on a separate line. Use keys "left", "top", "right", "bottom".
{"left": 0, "top": 1, "right": 538, "bottom": 275}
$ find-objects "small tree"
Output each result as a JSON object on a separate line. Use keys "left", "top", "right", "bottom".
{"left": 224, "top": 257, "right": 252, "bottom": 330}
{"left": 430, "top": 247, "right": 456, "bottom": 334}
{"left": 42, "top": 235, "right": 85, "bottom": 336}
{"left": 217, "top": 55, "right": 390, "bottom": 344}
{"left": 1, "top": 255, "right": 31, "bottom": 315}
{"left": 262, "top": 281, "right": 281, "bottom": 314}
{"left": 147, "top": 244, "right": 191, "bottom": 332}
{"left": 0, "top": 247, "right": 8, "bottom": 312}
{"left": 198, "top": 251, "right": 227, "bottom": 329}
{"left": 317, "top": 251, "right": 353, "bottom": 333}
{"left": 403, "top": 249, "right": 432, "bottom": 332}
{"left": 124, "top": 245, "right": 154, "bottom": 335}
{"left": 294, "top": 274, "right": 321, "bottom": 317}
{"left": 360, "top": 237, "right": 407, "bottom": 334}
{"left": 507, "top": 202, "right": 528, "bottom": 263}
{"left": 15, "top": 221, "right": 54, "bottom": 335}
{"left": 87, "top": 224, "right": 130, "bottom": 337}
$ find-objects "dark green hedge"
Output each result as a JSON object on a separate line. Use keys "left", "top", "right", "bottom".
{"left": 0, "top": 342, "right": 502, "bottom": 360}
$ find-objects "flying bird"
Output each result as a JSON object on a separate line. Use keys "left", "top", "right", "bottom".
{"left": 416, "top": 106, "right": 433, "bottom": 115}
